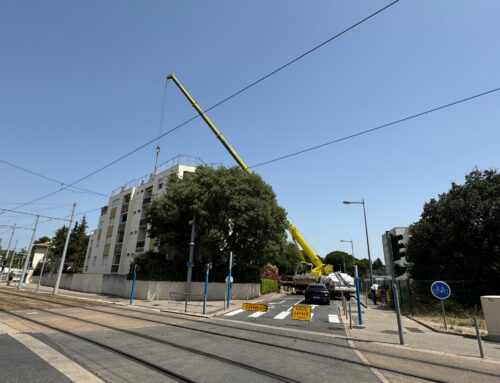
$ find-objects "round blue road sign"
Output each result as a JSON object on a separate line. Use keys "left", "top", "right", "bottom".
{"left": 431, "top": 281, "right": 451, "bottom": 300}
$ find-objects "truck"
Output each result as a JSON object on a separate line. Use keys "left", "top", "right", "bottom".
{"left": 320, "top": 272, "right": 356, "bottom": 299}
{"left": 167, "top": 73, "right": 333, "bottom": 289}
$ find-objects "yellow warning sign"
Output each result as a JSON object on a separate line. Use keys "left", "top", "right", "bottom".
{"left": 242, "top": 303, "right": 268, "bottom": 312}
{"left": 292, "top": 305, "right": 311, "bottom": 321}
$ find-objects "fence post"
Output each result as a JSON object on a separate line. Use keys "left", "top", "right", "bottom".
{"left": 407, "top": 279, "right": 414, "bottom": 316}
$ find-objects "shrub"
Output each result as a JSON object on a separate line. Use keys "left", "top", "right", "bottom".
{"left": 261, "top": 278, "right": 279, "bottom": 294}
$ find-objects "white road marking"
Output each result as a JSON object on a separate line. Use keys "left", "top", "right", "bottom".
{"left": 310, "top": 305, "right": 318, "bottom": 310}
{"left": 328, "top": 314, "right": 340, "bottom": 323}
{"left": 224, "top": 309, "right": 245, "bottom": 316}
{"left": 286, "top": 299, "right": 304, "bottom": 312}
{"left": 248, "top": 311, "right": 266, "bottom": 318}
{"left": 277, "top": 300, "right": 286, "bottom": 304}
{"left": 0, "top": 321, "right": 104, "bottom": 383}
{"left": 273, "top": 311, "right": 291, "bottom": 320}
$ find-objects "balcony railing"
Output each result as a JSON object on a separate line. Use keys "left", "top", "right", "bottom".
{"left": 121, "top": 202, "right": 129, "bottom": 213}
{"left": 143, "top": 196, "right": 152, "bottom": 205}
{"left": 110, "top": 264, "right": 119, "bottom": 273}
{"left": 136, "top": 240, "right": 145, "bottom": 252}
{"left": 114, "top": 243, "right": 122, "bottom": 253}
{"left": 118, "top": 221, "right": 126, "bottom": 231}
{"left": 101, "top": 206, "right": 108, "bottom": 216}
{"left": 139, "top": 218, "right": 148, "bottom": 227}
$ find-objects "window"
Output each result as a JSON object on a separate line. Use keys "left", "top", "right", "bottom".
{"left": 97, "top": 229, "right": 102, "bottom": 240}
{"left": 102, "top": 255, "right": 109, "bottom": 266}
{"left": 103, "top": 244, "right": 110, "bottom": 256}
{"left": 92, "top": 256, "right": 97, "bottom": 266}
{"left": 106, "top": 226, "right": 113, "bottom": 237}
{"left": 110, "top": 207, "right": 117, "bottom": 219}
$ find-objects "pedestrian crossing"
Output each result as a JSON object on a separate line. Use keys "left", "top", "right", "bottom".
{"left": 223, "top": 305, "right": 340, "bottom": 323}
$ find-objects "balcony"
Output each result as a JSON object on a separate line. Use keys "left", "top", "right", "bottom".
{"left": 143, "top": 196, "right": 152, "bottom": 205}
{"left": 139, "top": 218, "right": 148, "bottom": 227}
{"left": 114, "top": 243, "right": 122, "bottom": 253}
{"left": 121, "top": 202, "right": 129, "bottom": 213}
{"left": 110, "top": 264, "right": 119, "bottom": 273}
{"left": 101, "top": 206, "right": 108, "bottom": 216}
{"left": 136, "top": 240, "right": 145, "bottom": 252}
{"left": 118, "top": 221, "right": 126, "bottom": 231}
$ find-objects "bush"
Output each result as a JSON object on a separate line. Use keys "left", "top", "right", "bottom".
{"left": 261, "top": 278, "right": 279, "bottom": 294}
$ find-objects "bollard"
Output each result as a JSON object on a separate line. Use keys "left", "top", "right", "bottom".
{"left": 349, "top": 302, "right": 353, "bottom": 329}
{"left": 473, "top": 317, "right": 485, "bottom": 358}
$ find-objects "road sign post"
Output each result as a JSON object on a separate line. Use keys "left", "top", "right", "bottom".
{"left": 431, "top": 281, "right": 451, "bottom": 330}
{"left": 354, "top": 265, "right": 363, "bottom": 325}
{"left": 226, "top": 251, "right": 233, "bottom": 308}
{"left": 129, "top": 264, "right": 139, "bottom": 305}
{"left": 203, "top": 263, "right": 210, "bottom": 315}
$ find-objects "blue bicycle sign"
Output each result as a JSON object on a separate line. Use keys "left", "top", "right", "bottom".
{"left": 431, "top": 281, "right": 451, "bottom": 300}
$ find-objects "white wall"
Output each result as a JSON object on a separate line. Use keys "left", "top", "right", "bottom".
{"left": 35, "top": 273, "right": 260, "bottom": 301}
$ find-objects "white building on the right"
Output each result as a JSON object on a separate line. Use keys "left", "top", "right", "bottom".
{"left": 382, "top": 227, "right": 410, "bottom": 279}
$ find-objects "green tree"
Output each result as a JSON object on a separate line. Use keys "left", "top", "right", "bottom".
{"left": 355, "top": 259, "right": 371, "bottom": 278}
{"left": 145, "top": 166, "right": 288, "bottom": 282}
{"left": 407, "top": 169, "right": 500, "bottom": 306}
{"left": 274, "top": 241, "right": 302, "bottom": 275}
{"left": 372, "top": 257, "right": 385, "bottom": 274}
{"left": 66, "top": 216, "right": 89, "bottom": 273}
{"left": 46, "top": 216, "right": 89, "bottom": 273}
{"left": 34, "top": 236, "right": 51, "bottom": 244}
{"left": 324, "top": 251, "right": 356, "bottom": 274}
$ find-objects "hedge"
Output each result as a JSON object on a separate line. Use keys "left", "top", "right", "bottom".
{"left": 261, "top": 278, "right": 279, "bottom": 294}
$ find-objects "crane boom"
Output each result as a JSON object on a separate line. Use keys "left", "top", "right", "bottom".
{"left": 167, "top": 73, "right": 332, "bottom": 277}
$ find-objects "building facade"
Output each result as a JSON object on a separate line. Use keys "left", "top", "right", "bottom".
{"left": 381, "top": 226, "right": 409, "bottom": 279}
{"left": 83, "top": 155, "right": 203, "bottom": 275}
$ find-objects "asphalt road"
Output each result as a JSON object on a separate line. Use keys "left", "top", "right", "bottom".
{"left": 222, "top": 294, "right": 345, "bottom": 334}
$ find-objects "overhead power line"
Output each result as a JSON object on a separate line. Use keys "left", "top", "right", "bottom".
{"left": 1, "top": 1, "right": 399, "bottom": 213}
{"left": 0, "top": 159, "right": 109, "bottom": 197}
{"left": 0, "top": 207, "right": 71, "bottom": 222}
{"left": 250, "top": 86, "right": 500, "bottom": 168}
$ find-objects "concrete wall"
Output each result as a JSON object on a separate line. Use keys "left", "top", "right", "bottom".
{"left": 35, "top": 273, "right": 261, "bottom": 301}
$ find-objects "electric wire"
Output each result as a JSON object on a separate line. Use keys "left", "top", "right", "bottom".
{"left": 0, "top": 1, "right": 400, "bottom": 213}
{"left": 0, "top": 159, "right": 109, "bottom": 197}
{"left": 249, "top": 86, "right": 500, "bottom": 168}
{"left": 0, "top": 207, "right": 70, "bottom": 222}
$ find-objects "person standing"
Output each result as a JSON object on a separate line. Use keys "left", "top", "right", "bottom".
{"left": 370, "top": 282, "right": 379, "bottom": 305}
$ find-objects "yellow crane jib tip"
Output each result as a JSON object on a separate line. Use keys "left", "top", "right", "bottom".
{"left": 167, "top": 73, "right": 175, "bottom": 80}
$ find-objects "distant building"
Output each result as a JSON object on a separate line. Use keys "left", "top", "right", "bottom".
{"left": 381, "top": 227, "right": 409, "bottom": 279}
{"left": 83, "top": 155, "right": 205, "bottom": 275}
{"left": 27, "top": 242, "right": 50, "bottom": 283}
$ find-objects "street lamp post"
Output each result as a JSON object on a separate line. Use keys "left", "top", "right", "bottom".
{"left": 343, "top": 199, "right": 374, "bottom": 286}
{"left": 340, "top": 239, "right": 354, "bottom": 273}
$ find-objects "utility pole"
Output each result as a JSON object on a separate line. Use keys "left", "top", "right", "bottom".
{"left": 18, "top": 216, "right": 40, "bottom": 289}
{"left": 5, "top": 240, "right": 18, "bottom": 283}
{"left": 185, "top": 216, "right": 196, "bottom": 312}
{"left": 0, "top": 224, "right": 16, "bottom": 278}
{"left": 53, "top": 203, "right": 76, "bottom": 295}
{"left": 362, "top": 199, "right": 374, "bottom": 286}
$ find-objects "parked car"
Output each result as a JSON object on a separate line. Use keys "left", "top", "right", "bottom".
{"left": 304, "top": 283, "right": 330, "bottom": 305}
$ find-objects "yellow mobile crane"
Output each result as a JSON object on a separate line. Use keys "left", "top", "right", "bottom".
{"left": 167, "top": 73, "right": 333, "bottom": 291}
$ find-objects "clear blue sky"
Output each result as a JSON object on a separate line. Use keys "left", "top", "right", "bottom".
{"left": 1, "top": 0, "right": 499, "bottom": 264}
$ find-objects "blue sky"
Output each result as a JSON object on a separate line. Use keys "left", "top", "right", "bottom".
{"left": 1, "top": 0, "right": 499, "bottom": 264}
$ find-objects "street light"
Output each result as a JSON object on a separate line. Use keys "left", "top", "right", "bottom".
{"left": 340, "top": 239, "right": 354, "bottom": 273}
{"left": 343, "top": 199, "right": 374, "bottom": 286}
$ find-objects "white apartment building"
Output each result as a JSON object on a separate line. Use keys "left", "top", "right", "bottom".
{"left": 83, "top": 155, "right": 204, "bottom": 275}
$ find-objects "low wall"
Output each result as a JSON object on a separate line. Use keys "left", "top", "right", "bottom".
{"left": 35, "top": 273, "right": 260, "bottom": 301}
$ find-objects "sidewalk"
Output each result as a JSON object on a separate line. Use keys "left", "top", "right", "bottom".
{"left": 345, "top": 296, "right": 500, "bottom": 361}
{"left": 5, "top": 283, "right": 283, "bottom": 317}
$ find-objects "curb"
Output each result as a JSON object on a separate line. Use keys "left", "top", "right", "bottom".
{"left": 405, "top": 315, "right": 490, "bottom": 341}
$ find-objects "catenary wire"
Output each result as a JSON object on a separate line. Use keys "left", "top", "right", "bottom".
{"left": 249, "top": 86, "right": 500, "bottom": 168}
{"left": 1, "top": 1, "right": 400, "bottom": 213}
{"left": 0, "top": 159, "right": 109, "bottom": 197}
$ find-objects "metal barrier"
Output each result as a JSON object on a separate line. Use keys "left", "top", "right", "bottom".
{"left": 167, "top": 292, "right": 213, "bottom": 314}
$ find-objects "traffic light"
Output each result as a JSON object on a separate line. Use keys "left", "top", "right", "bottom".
{"left": 390, "top": 234, "right": 406, "bottom": 261}
{"left": 389, "top": 234, "right": 407, "bottom": 277}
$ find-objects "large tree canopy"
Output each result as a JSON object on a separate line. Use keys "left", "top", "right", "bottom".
{"left": 146, "top": 166, "right": 288, "bottom": 282}
{"left": 407, "top": 169, "right": 500, "bottom": 305}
